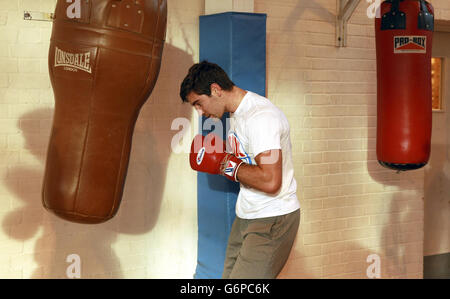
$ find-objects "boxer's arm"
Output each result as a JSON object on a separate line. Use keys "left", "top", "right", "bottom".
{"left": 235, "top": 149, "right": 282, "bottom": 195}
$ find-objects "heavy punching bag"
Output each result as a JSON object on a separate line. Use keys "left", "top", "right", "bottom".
{"left": 375, "top": 0, "right": 434, "bottom": 171}
{"left": 42, "top": 0, "right": 167, "bottom": 224}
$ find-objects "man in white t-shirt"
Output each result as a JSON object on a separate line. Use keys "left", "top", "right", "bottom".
{"left": 180, "top": 61, "right": 300, "bottom": 279}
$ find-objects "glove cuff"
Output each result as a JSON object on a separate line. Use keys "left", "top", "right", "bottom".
{"left": 233, "top": 160, "right": 243, "bottom": 182}
{"left": 221, "top": 154, "right": 243, "bottom": 182}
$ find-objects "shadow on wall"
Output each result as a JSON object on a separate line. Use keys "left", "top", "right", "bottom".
{"left": 367, "top": 102, "right": 424, "bottom": 278}
{"left": 1, "top": 43, "right": 193, "bottom": 278}
{"left": 424, "top": 143, "right": 450, "bottom": 258}
{"left": 267, "top": 0, "right": 336, "bottom": 279}
{"left": 266, "top": 0, "right": 335, "bottom": 98}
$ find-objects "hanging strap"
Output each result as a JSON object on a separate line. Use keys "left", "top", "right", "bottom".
{"left": 418, "top": 0, "right": 434, "bottom": 31}
{"left": 381, "top": 0, "right": 406, "bottom": 30}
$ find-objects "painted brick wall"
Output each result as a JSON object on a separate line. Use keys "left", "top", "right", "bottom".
{"left": 256, "top": 0, "right": 449, "bottom": 278}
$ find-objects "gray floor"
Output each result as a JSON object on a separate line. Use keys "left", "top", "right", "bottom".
{"left": 424, "top": 252, "right": 450, "bottom": 279}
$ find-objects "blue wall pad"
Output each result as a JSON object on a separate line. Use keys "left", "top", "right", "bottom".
{"left": 195, "top": 12, "right": 267, "bottom": 279}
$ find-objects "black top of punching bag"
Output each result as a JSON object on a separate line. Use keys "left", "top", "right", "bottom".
{"left": 381, "top": 0, "right": 433, "bottom": 31}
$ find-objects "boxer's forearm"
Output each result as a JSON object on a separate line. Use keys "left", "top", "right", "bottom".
{"left": 235, "top": 149, "right": 282, "bottom": 195}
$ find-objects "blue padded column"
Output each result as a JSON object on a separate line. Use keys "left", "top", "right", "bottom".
{"left": 195, "top": 12, "right": 267, "bottom": 279}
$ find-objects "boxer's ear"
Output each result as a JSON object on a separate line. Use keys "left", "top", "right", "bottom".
{"left": 210, "top": 83, "right": 222, "bottom": 97}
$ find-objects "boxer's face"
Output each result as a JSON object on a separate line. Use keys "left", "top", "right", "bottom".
{"left": 187, "top": 91, "right": 225, "bottom": 120}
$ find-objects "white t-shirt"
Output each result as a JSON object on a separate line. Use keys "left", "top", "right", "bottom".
{"left": 227, "top": 91, "right": 300, "bottom": 219}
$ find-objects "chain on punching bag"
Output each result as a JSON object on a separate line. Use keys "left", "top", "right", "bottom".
{"left": 42, "top": 0, "right": 167, "bottom": 224}
{"left": 375, "top": 0, "right": 434, "bottom": 171}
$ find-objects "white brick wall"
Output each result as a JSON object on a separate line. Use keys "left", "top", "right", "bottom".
{"left": 0, "top": 0, "right": 448, "bottom": 279}
{"left": 259, "top": 0, "right": 447, "bottom": 279}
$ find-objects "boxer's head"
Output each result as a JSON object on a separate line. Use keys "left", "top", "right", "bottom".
{"left": 180, "top": 61, "right": 235, "bottom": 119}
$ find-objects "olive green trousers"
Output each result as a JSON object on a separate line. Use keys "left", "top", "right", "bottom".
{"left": 222, "top": 209, "right": 300, "bottom": 279}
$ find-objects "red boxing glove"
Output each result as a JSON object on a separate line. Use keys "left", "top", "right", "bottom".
{"left": 190, "top": 134, "right": 243, "bottom": 182}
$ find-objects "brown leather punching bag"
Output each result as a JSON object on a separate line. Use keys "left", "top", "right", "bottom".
{"left": 42, "top": 0, "right": 167, "bottom": 224}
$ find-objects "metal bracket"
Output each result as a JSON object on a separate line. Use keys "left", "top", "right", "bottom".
{"left": 23, "top": 11, "right": 55, "bottom": 22}
{"left": 336, "top": 0, "right": 361, "bottom": 47}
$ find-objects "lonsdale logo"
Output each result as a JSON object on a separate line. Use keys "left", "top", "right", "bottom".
{"left": 54, "top": 47, "right": 92, "bottom": 73}
{"left": 394, "top": 36, "right": 426, "bottom": 54}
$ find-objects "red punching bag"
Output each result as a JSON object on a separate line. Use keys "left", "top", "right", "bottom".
{"left": 375, "top": 0, "right": 434, "bottom": 171}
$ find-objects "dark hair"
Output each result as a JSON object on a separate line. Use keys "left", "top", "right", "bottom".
{"left": 179, "top": 61, "right": 235, "bottom": 102}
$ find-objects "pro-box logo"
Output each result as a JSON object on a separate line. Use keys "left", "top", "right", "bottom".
{"left": 394, "top": 36, "right": 426, "bottom": 54}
